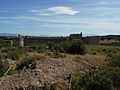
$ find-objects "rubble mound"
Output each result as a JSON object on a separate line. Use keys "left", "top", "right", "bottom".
{"left": 0, "top": 55, "right": 106, "bottom": 90}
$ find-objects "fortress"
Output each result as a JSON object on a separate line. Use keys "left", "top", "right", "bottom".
{"left": 0, "top": 32, "right": 100, "bottom": 46}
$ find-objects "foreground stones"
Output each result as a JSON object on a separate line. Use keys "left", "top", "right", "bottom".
{"left": 0, "top": 55, "right": 106, "bottom": 90}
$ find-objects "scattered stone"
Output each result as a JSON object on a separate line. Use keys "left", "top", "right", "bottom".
{"left": 0, "top": 56, "right": 105, "bottom": 90}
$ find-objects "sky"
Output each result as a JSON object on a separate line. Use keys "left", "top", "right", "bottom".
{"left": 0, "top": 0, "right": 120, "bottom": 36}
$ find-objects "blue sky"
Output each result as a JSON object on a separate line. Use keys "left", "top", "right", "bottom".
{"left": 0, "top": 0, "right": 120, "bottom": 36}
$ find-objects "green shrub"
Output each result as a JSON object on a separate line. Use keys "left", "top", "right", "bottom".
{"left": 71, "top": 72, "right": 113, "bottom": 90}
{"left": 7, "top": 47, "right": 25, "bottom": 60}
{"left": 110, "top": 67, "right": 120, "bottom": 89}
{"left": 86, "top": 45, "right": 120, "bottom": 56}
{"left": 53, "top": 51, "right": 66, "bottom": 58}
{"left": 48, "top": 42, "right": 64, "bottom": 53}
{"left": 109, "top": 54, "right": 120, "bottom": 68}
{"left": 0, "top": 59, "right": 10, "bottom": 77}
{"left": 67, "top": 40, "right": 86, "bottom": 55}
{"left": 31, "top": 44, "right": 49, "bottom": 53}
{"left": 0, "top": 43, "right": 11, "bottom": 48}
{"left": 70, "top": 54, "right": 120, "bottom": 90}
{"left": 47, "top": 40, "right": 86, "bottom": 55}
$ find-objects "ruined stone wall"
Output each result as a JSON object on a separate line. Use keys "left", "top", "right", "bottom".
{"left": 83, "top": 36, "right": 100, "bottom": 45}
{"left": 12, "top": 38, "right": 21, "bottom": 46}
{"left": 24, "top": 37, "right": 67, "bottom": 46}
{"left": 0, "top": 40, "right": 13, "bottom": 46}
{"left": 0, "top": 34, "right": 101, "bottom": 46}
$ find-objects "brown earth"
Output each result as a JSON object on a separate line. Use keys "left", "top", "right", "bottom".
{"left": 0, "top": 54, "right": 107, "bottom": 90}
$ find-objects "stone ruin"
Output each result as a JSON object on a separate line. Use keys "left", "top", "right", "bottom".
{"left": 0, "top": 32, "right": 101, "bottom": 47}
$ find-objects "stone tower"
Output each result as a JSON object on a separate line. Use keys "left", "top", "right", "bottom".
{"left": 18, "top": 34, "right": 24, "bottom": 47}
{"left": 20, "top": 36, "right": 24, "bottom": 47}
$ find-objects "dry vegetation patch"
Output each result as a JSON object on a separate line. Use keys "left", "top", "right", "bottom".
{"left": 0, "top": 52, "right": 107, "bottom": 90}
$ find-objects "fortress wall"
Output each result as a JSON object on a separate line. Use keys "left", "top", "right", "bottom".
{"left": 0, "top": 33, "right": 101, "bottom": 47}
{"left": 83, "top": 36, "right": 100, "bottom": 45}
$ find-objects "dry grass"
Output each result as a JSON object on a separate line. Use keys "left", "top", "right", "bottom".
{"left": 65, "top": 54, "right": 107, "bottom": 66}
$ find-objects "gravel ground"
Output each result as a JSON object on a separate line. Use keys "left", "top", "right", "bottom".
{"left": 0, "top": 55, "right": 106, "bottom": 90}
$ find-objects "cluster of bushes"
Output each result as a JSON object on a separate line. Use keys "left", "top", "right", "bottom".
{"left": 0, "top": 43, "right": 11, "bottom": 48}
{"left": 30, "top": 44, "right": 49, "bottom": 53}
{"left": 26, "top": 40, "right": 86, "bottom": 56}
{"left": 47, "top": 40, "right": 86, "bottom": 55}
{"left": 86, "top": 45, "right": 120, "bottom": 56}
{"left": 66, "top": 40, "right": 85, "bottom": 55}
{"left": 0, "top": 40, "right": 86, "bottom": 77}
{"left": 70, "top": 54, "right": 120, "bottom": 90}
{"left": 0, "top": 60, "right": 10, "bottom": 77}
{"left": 1, "top": 47, "right": 25, "bottom": 60}
{"left": 0, "top": 53, "right": 10, "bottom": 77}
{"left": 0, "top": 39, "right": 86, "bottom": 56}
{"left": 0, "top": 47, "right": 26, "bottom": 76}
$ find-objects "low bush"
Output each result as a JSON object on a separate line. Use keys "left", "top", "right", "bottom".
{"left": 86, "top": 45, "right": 120, "bottom": 56}
{"left": 70, "top": 54, "right": 120, "bottom": 90}
{"left": 7, "top": 47, "right": 25, "bottom": 60}
{"left": 31, "top": 44, "right": 49, "bottom": 53}
{"left": 109, "top": 54, "right": 120, "bottom": 68}
{"left": 0, "top": 59, "right": 10, "bottom": 77}
{"left": 53, "top": 51, "right": 66, "bottom": 58}
{"left": 67, "top": 40, "right": 86, "bottom": 55}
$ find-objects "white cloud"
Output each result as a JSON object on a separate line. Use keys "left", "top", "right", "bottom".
{"left": 31, "top": 6, "right": 79, "bottom": 16}
{"left": 37, "top": 13, "right": 51, "bottom": 16}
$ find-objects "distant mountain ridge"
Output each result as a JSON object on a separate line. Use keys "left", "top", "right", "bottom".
{"left": 0, "top": 33, "right": 18, "bottom": 36}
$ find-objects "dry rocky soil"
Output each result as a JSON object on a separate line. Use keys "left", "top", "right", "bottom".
{"left": 0, "top": 54, "right": 107, "bottom": 90}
